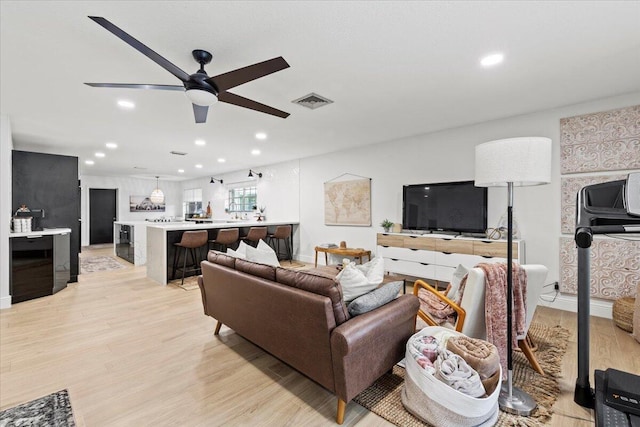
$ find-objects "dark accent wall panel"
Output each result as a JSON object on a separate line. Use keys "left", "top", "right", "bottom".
{"left": 12, "top": 150, "right": 80, "bottom": 282}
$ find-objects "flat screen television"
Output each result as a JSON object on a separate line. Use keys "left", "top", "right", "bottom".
{"left": 402, "top": 180, "right": 487, "bottom": 234}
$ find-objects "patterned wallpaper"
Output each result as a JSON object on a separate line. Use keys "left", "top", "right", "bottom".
{"left": 559, "top": 104, "right": 640, "bottom": 300}
{"left": 559, "top": 237, "right": 640, "bottom": 299}
{"left": 560, "top": 105, "right": 640, "bottom": 174}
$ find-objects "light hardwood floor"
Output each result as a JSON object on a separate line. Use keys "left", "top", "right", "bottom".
{"left": 1, "top": 246, "right": 638, "bottom": 426}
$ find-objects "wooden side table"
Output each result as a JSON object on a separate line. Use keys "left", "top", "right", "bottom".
{"left": 314, "top": 246, "right": 372, "bottom": 267}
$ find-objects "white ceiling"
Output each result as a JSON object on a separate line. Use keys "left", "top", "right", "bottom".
{"left": 2, "top": 1, "right": 639, "bottom": 181}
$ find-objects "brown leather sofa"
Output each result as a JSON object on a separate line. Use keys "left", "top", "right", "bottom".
{"left": 198, "top": 251, "right": 419, "bottom": 424}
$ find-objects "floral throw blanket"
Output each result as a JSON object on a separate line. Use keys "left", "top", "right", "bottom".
{"left": 417, "top": 276, "right": 468, "bottom": 327}
{"left": 477, "top": 262, "right": 527, "bottom": 379}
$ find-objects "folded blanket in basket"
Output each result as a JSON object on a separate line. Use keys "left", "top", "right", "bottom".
{"left": 447, "top": 336, "right": 501, "bottom": 395}
{"left": 434, "top": 350, "right": 486, "bottom": 398}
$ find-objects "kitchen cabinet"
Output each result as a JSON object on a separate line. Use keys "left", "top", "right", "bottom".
{"left": 10, "top": 229, "right": 71, "bottom": 303}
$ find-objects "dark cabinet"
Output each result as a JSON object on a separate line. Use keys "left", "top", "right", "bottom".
{"left": 10, "top": 233, "right": 70, "bottom": 303}
{"left": 12, "top": 150, "right": 80, "bottom": 282}
{"left": 116, "top": 224, "right": 135, "bottom": 264}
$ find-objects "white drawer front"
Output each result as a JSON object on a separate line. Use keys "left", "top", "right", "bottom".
{"left": 377, "top": 246, "right": 435, "bottom": 263}
{"left": 436, "top": 252, "right": 498, "bottom": 269}
{"left": 435, "top": 265, "right": 456, "bottom": 282}
{"left": 383, "top": 258, "right": 436, "bottom": 279}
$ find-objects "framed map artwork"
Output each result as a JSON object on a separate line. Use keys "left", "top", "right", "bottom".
{"left": 324, "top": 177, "right": 371, "bottom": 226}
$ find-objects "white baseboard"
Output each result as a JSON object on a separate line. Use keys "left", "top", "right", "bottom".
{"left": 537, "top": 293, "right": 613, "bottom": 319}
{"left": 0, "top": 295, "right": 12, "bottom": 309}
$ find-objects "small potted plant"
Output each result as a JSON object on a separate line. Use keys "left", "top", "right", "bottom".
{"left": 380, "top": 219, "right": 394, "bottom": 233}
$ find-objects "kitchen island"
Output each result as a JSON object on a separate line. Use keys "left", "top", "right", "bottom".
{"left": 146, "top": 220, "right": 299, "bottom": 285}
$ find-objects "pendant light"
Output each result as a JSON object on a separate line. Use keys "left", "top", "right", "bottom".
{"left": 150, "top": 176, "right": 165, "bottom": 204}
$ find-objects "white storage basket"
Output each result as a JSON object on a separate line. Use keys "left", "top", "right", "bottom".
{"left": 401, "top": 326, "right": 501, "bottom": 427}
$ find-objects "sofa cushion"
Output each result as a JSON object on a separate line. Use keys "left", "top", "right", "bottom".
{"left": 207, "top": 250, "right": 237, "bottom": 269}
{"left": 347, "top": 281, "right": 403, "bottom": 316}
{"left": 276, "top": 268, "right": 350, "bottom": 325}
{"left": 235, "top": 258, "right": 277, "bottom": 281}
{"left": 338, "top": 262, "right": 381, "bottom": 302}
{"left": 355, "top": 256, "right": 385, "bottom": 285}
{"left": 243, "top": 240, "right": 280, "bottom": 267}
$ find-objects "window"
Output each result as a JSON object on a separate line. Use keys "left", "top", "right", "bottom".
{"left": 183, "top": 188, "right": 202, "bottom": 217}
{"left": 227, "top": 186, "right": 256, "bottom": 212}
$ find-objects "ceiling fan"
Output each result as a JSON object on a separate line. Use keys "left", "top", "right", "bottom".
{"left": 85, "top": 16, "right": 290, "bottom": 123}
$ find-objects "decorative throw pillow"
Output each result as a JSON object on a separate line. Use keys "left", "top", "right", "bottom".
{"left": 347, "top": 281, "right": 403, "bottom": 316}
{"left": 447, "top": 264, "right": 469, "bottom": 303}
{"left": 354, "top": 256, "right": 385, "bottom": 285}
{"left": 226, "top": 248, "right": 246, "bottom": 259}
{"left": 245, "top": 240, "right": 280, "bottom": 267}
{"left": 337, "top": 263, "right": 378, "bottom": 302}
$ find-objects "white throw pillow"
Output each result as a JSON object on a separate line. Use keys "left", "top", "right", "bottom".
{"left": 448, "top": 264, "right": 469, "bottom": 303}
{"left": 337, "top": 263, "right": 379, "bottom": 302}
{"left": 226, "top": 248, "right": 246, "bottom": 259}
{"left": 355, "top": 256, "right": 385, "bottom": 285}
{"left": 245, "top": 241, "right": 280, "bottom": 267}
{"left": 236, "top": 240, "right": 249, "bottom": 257}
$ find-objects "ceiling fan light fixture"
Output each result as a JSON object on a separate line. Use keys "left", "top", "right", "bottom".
{"left": 185, "top": 89, "right": 218, "bottom": 106}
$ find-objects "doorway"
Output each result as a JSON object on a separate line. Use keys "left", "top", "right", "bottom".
{"left": 90, "top": 188, "right": 117, "bottom": 245}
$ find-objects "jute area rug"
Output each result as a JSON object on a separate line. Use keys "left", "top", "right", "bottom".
{"left": 168, "top": 275, "right": 200, "bottom": 291}
{"left": 0, "top": 389, "right": 75, "bottom": 426}
{"left": 354, "top": 322, "right": 570, "bottom": 427}
{"left": 80, "top": 255, "right": 126, "bottom": 274}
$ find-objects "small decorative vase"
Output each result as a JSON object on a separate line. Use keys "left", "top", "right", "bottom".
{"left": 383, "top": 227, "right": 390, "bottom": 233}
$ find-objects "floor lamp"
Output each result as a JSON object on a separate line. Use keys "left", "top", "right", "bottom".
{"left": 475, "top": 136, "right": 551, "bottom": 416}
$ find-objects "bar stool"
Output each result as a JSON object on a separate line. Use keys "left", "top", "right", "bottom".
{"left": 241, "top": 226, "right": 267, "bottom": 247}
{"left": 172, "top": 230, "right": 208, "bottom": 286}
{"left": 209, "top": 228, "right": 239, "bottom": 252}
{"left": 267, "top": 225, "right": 292, "bottom": 261}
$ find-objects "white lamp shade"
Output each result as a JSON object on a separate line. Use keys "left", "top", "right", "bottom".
{"left": 475, "top": 137, "right": 552, "bottom": 187}
{"left": 149, "top": 189, "right": 164, "bottom": 204}
{"left": 185, "top": 89, "right": 218, "bottom": 107}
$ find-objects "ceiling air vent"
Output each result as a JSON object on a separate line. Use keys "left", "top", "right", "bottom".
{"left": 292, "top": 92, "right": 333, "bottom": 110}
{"left": 170, "top": 151, "right": 187, "bottom": 156}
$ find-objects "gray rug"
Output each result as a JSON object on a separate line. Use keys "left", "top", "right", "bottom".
{"left": 80, "top": 255, "right": 126, "bottom": 274}
{"left": 0, "top": 389, "right": 75, "bottom": 426}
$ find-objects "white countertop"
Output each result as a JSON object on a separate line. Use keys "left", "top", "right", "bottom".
{"left": 9, "top": 227, "right": 72, "bottom": 238}
{"left": 146, "top": 220, "right": 299, "bottom": 231}
{"left": 114, "top": 220, "right": 188, "bottom": 226}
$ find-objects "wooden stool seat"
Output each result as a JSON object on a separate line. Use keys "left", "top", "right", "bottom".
{"left": 172, "top": 230, "right": 208, "bottom": 286}
{"left": 209, "top": 228, "right": 239, "bottom": 252}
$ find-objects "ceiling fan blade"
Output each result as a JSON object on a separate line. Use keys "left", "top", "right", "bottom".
{"left": 89, "top": 16, "right": 190, "bottom": 83}
{"left": 192, "top": 104, "right": 208, "bottom": 123}
{"left": 208, "top": 57, "right": 289, "bottom": 91}
{"left": 85, "top": 83, "right": 185, "bottom": 91}
{"left": 218, "top": 92, "right": 289, "bottom": 118}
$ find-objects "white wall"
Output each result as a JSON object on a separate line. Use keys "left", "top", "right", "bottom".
{"left": 0, "top": 116, "right": 13, "bottom": 308}
{"left": 79, "top": 175, "right": 182, "bottom": 247}
{"left": 297, "top": 92, "right": 640, "bottom": 316}
{"left": 180, "top": 159, "right": 301, "bottom": 223}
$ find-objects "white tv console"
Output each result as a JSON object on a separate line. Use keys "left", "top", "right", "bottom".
{"left": 376, "top": 232, "right": 525, "bottom": 283}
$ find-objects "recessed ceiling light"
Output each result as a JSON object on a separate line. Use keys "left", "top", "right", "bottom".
{"left": 195, "top": 164, "right": 203, "bottom": 168}
{"left": 251, "top": 149, "right": 261, "bottom": 156}
{"left": 105, "top": 142, "right": 118, "bottom": 149}
{"left": 480, "top": 53, "right": 504, "bottom": 67}
{"left": 217, "top": 158, "right": 226, "bottom": 163}
{"left": 255, "top": 132, "right": 267, "bottom": 140}
{"left": 95, "top": 152, "right": 105, "bottom": 158}
{"left": 117, "top": 99, "right": 135, "bottom": 109}
{"left": 85, "top": 160, "right": 95, "bottom": 165}
{"left": 178, "top": 169, "right": 184, "bottom": 173}
{"left": 195, "top": 139, "right": 206, "bottom": 146}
